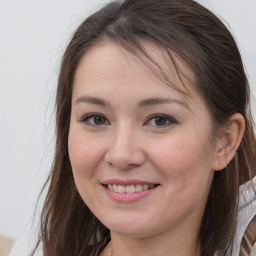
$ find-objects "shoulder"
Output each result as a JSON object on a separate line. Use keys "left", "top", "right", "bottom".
{"left": 238, "top": 175, "right": 256, "bottom": 228}
{"left": 237, "top": 176, "right": 256, "bottom": 255}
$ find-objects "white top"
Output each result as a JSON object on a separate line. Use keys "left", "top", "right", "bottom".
{"left": 233, "top": 176, "right": 256, "bottom": 256}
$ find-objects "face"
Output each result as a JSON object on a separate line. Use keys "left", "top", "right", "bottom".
{"left": 68, "top": 41, "right": 217, "bottom": 239}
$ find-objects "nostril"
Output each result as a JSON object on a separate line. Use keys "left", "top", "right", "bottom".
{"left": 105, "top": 155, "right": 146, "bottom": 170}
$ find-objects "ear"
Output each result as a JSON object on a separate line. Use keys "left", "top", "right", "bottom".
{"left": 212, "top": 113, "right": 245, "bottom": 171}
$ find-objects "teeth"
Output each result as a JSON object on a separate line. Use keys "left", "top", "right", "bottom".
{"left": 126, "top": 185, "right": 135, "bottom": 193}
{"left": 143, "top": 184, "right": 148, "bottom": 191}
{"left": 107, "top": 184, "right": 155, "bottom": 193}
{"left": 113, "top": 184, "right": 118, "bottom": 192}
{"left": 117, "top": 185, "right": 126, "bottom": 193}
{"left": 135, "top": 184, "right": 143, "bottom": 192}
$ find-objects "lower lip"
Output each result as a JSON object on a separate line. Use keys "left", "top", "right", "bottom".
{"left": 103, "top": 185, "right": 158, "bottom": 203}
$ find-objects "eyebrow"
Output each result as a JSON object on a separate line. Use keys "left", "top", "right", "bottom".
{"left": 138, "top": 97, "right": 188, "bottom": 109}
{"left": 74, "top": 95, "right": 188, "bottom": 109}
{"left": 74, "top": 96, "right": 111, "bottom": 107}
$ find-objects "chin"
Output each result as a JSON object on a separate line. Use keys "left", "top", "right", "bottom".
{"left": 100, "top": 214, "right": 157, "bottom": 238}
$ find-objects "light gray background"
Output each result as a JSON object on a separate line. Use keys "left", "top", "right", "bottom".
{"left": 0, "top": 0, "right": 255, "bottom": 255}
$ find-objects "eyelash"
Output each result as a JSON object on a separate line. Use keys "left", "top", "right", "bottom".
{"left": 144, "top": 114, "right": 177, "bottom": 127}
{"left": 81, "top": 113, "right": 110, "bottom": 127}
{"left": 81, "top": 113, "right": 177, "bottom": 128}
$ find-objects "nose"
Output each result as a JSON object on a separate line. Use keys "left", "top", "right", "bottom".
{"left": 104, "top": 126, "right": 146, "bottom": 170}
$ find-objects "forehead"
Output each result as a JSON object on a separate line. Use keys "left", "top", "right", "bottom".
{"left": 73, "top": 40, "right": 199, "bottom": 103}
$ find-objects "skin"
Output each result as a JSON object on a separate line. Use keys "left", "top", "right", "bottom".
{"left": 68, "top": 41, "right": 245, "bottom": 256}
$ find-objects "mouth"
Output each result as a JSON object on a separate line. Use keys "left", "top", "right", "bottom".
{"left": 102, "top": 184, "right": 159, "bottom": 194}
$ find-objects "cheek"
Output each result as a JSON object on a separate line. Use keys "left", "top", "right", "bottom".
{"left": 149, "top": 136, "right": 214, "bottom": 219}
{"left": 68, "top": 130, "right": 107, "bottom": 200}
{"left": 68, "top": 131, "right": 106, "bottom": 207}
{"left": 68, "top": 131, "right": 103, "bottom": 174}
{"left": 149, "top": 134, "right": 214, "bottom": 187}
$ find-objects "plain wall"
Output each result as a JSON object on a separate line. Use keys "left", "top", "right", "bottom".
{"left": 0, "top": 0, "right": 255, "bottom": 255}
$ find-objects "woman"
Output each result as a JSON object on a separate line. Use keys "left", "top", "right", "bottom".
{"left": 31, "top": 0, "right": 256, "bottom": 255}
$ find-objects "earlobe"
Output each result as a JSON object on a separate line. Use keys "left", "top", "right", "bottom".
{"left": 212, "top": 113, "right": 245, "bottom": 171}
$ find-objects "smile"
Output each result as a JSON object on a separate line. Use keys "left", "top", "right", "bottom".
{"left": 102, "top": 182, "right": 160, "bottom": 203}
{"left": 107, "top": 184, "right": 156, "bottom": 193}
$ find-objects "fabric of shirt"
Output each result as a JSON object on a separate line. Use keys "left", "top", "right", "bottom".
{"left": 233, "top": 176, "right": 256, "bottom": 255}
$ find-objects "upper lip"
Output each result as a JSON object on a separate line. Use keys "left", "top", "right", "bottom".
{"left": 101, "top": 179, "right": 158, "bottom": 186}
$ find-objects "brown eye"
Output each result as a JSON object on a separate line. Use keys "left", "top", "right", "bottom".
{"left": 154, "top": 117, "right": 167, "bottom": 126}
{"left": 82, "top": 114, "right": 109, "bottom": 126}
{"left": 146, "top": 114, "right": 177, "bottom": 127}
{"left": 93, "top": 115, "right": 106, "bottom": 125}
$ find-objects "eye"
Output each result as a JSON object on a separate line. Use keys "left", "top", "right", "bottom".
{"left": 145, "top": 114, "right": 177, "bottom": 127}
{"left": 81, "top": 113, "right": 109, "bottom": 126}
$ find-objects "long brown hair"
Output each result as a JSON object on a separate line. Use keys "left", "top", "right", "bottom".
{"left": 31, "top": 0, "right": 256, "bottom": 255}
